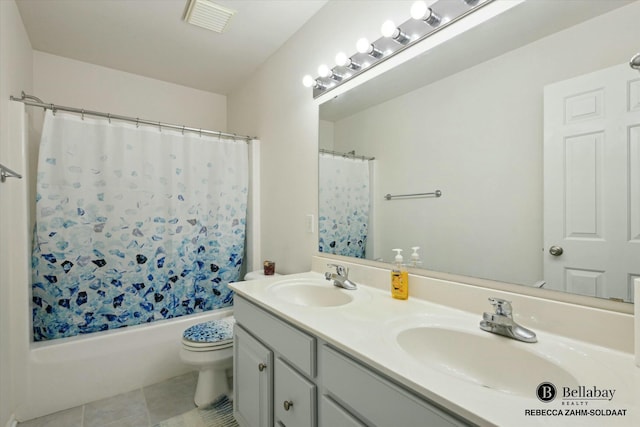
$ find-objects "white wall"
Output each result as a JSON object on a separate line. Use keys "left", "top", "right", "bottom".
{"left": 318, "top": 120, "right": 334, "bottom": 151}
{"left": 329, "top": 2, "right": 640, "bottom": 286}
{"left": 0, "top": 1, "right": 33, "bottom": 425}
{"left": 227, "top": 1, "right": 414, "bottom": 274}
{"left": 33, "top": 51, "right": 227, "bottom": 132}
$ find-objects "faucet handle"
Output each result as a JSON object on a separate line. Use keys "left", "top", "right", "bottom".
{"left": 488, "top": 297, "right": 512, "bottom": 317}
{"left": 326, "top": 263, "right": 349, "bottom": 277}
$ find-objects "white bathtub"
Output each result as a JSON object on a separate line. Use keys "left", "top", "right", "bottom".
{"left": 16, "top": 307, "right": 233, "bottom": 422}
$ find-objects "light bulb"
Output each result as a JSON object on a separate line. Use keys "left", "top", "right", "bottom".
{"left": 356, "top": 38, "right": 371, "bottom": 54}
{"left": 381, "top": 19, "right": 410, "bottom": 45}
{"left": 410, "top": 1, "right": 428, "bottom": 20}
{"left": 410, "top": 1, "right": 441, "bottom": 25}
{"left": 302, "top": 75, "right": 314, "bottom": 88}
{"left": 335, "top": 52, "right": 360, "bottom": 71}
{"left": 381, "top": 20, "right": 397, "bottom": 38}
{"left": 317, "top": 64, "right": 330, "bottom": 78}
{"left": 356, "top": 38, "right": 383, "bottom": 58}
{"left": 335, "top": 52, "right": 348, "bottom": 67}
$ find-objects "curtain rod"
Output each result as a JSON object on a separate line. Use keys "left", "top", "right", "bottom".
{"left": 9, "top": 92, "right": 257, "bottom": 142}
{"left": 0, "top": 162, "right": 22, "bottom": 182}
{"left": 319, "top": 148, "right": 374, "bottom": 161}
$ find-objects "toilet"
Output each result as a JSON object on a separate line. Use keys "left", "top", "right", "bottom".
{"left": 180, "top": 269, "right": 280, "bottom": 407}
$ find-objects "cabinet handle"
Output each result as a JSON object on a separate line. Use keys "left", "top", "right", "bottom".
{"left": 283, "top": 400, "right": 293, "bottom": 411}
{"left": 258, "top": 363, "right": 267, "bottom": 372}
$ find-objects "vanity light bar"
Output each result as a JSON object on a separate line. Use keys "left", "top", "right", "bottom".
{"left": 302, "top": 0, "right": 493, "bottom": 98}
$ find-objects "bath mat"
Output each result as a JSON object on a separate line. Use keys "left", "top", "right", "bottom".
{"left": 154, "top": 395, "right": 238, "bottom": 427}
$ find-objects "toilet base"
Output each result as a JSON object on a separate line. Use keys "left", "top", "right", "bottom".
{"left": 194, "top": 365, "right": 231, "bottom": 407}
{"left": 180, "top": 345, "right": 233, "bottom": 408}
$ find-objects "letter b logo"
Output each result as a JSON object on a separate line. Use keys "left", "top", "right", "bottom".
{"left": 536, "top": 382, "right": 557, "bottom": 402}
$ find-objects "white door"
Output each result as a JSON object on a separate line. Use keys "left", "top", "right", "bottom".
{"left": 544, "top": 63, "right": 640, "bottom": 302}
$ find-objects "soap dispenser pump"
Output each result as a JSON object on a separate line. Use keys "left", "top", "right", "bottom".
{"left": 391, "top": 249, "right": 409, "bottom": 300}
{"left": 410, "top": 246, "right": 422, "bottom": 267}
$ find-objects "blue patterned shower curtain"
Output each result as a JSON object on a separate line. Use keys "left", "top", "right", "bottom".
{"left": 31, "top": 111, "right": 248, "bottom": 341}
{"left": 318, "top": 153, "right": 371, "bottom": 258}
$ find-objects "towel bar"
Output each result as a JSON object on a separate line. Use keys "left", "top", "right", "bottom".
{"left": 384, "top": 190, "right": 442, "bottom": 200}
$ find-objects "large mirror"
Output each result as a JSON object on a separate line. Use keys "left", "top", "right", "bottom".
{"left": 319, "top": 0, "right": 640, "bottom": 303}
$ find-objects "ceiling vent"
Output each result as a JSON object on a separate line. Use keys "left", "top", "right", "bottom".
{"left": 184, "top": 0, "right": 236, "bottom": 34}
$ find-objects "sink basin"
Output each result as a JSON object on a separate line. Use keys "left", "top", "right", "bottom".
{"left": 396, "top": 327, "right": 579, "bottom": 396}
{"left": 269, "top": 280, "right": 354, "bottom": 307}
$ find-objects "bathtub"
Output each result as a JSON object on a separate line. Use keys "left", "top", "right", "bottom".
{"left": 16, "top": 307, "right": 233, "bottom": 422}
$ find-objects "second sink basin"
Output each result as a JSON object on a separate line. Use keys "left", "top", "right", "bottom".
{"left": 396, "top": 326, "right": 580, "bottom": 397}
{"left": 268, "top": 279, "right": 354, "bottom": 307}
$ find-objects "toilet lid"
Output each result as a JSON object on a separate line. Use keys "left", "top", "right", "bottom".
{"left": 182, "top": 316, "right": 235, "bottom": 348}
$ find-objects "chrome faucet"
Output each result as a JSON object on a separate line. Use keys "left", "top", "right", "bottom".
{"left": 324, "top": 263, "right": 357, "bottom": 290}
{"left": 479, "top": 297, "right": 537, "bottom": 343}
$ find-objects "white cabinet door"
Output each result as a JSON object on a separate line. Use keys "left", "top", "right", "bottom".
{"left": 234, "top": 325, "right": 274, "bottom": 427}
{"left": 544, "top": 63, "right": 640, "bottom": 302}
{"left": 274, "top": 357, "right": 316, "bottom": 427}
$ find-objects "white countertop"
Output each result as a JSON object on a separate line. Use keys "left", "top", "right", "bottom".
{"left": 230, "top": 271, "right": 640, "bottom": 427}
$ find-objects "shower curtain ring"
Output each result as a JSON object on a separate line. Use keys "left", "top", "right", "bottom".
{"left": 182, "top": 125, "right": 185, "bottom": 135}
{"left": 158, "top": 121, "right": 162, "bottom": 132}
{"left": 218, "top": 131, "right": 222, "bottom": 139}
{"left": 50, "top": 104, "right": 56, "bottom": 116}
{"left": 81, "top": 110, "right": 85, "bottom": 120}
{"left": 107, "top": 113, "right": 111, "bottom": 124}
{"left": 136, "top": 118, "right": 139, "bottom": 128}
{"left": 199, "top": 129, "right": 202, "bottom": 137}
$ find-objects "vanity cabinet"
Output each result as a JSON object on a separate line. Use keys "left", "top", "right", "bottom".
{"left": 233, "top": 296, "right": 469, "bottom": 427}
{"left": 234, "top": 296, "right": 316, "bottom": 427}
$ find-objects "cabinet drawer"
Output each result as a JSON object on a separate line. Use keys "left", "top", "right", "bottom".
{"left": 235, "top": 296, "right": 316, "bottom": 377}
{"left": 275, "top": 357, "right": 316, "bottom": 427}
{"left": 321, "top": 345, "right": 467, "bottom": 427}
{"left": 319, "top": 396, "right": 365, "bottom": 427}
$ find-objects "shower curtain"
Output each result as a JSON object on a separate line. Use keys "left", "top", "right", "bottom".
{"left": 31, "top": 111, "right": 248, "bottom": 341}
{"left": 318, "top": 153, "right": 370, "bottom": 258}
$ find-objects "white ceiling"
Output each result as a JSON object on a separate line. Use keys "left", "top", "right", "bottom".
{"left": 16, "top": 0, "right": 328, "bottom": 95}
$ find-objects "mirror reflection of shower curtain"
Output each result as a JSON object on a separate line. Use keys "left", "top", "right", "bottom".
{"left": 319, "top": 153, "right": 372, "bottom": 258}
{"left": 31, "top": 111, "right": 248, "bottom": 341}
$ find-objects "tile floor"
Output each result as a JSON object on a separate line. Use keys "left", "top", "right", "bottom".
{"left": 18, "top": 371, "right": 200, "bottom": 427}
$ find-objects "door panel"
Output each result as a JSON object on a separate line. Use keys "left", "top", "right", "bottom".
{"left": 544, "top": 63, "right": 640, "bottom": 302}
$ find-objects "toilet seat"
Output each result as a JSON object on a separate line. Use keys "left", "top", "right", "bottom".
{"left": 182, "top": 339, "right": 233, "bottom": 351}
{"left": 182, "top": 316, "right": 235, "bottom": 351}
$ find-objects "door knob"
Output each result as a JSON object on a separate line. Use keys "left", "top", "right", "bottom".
{"left": 283, "top": 400, "right": 293, "bottom": 411}
{"left": 549, "top": 245, "right": 563, "bottom": 256}
{"left": 258, "top": 363, "right": 267, "bottom": 372}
